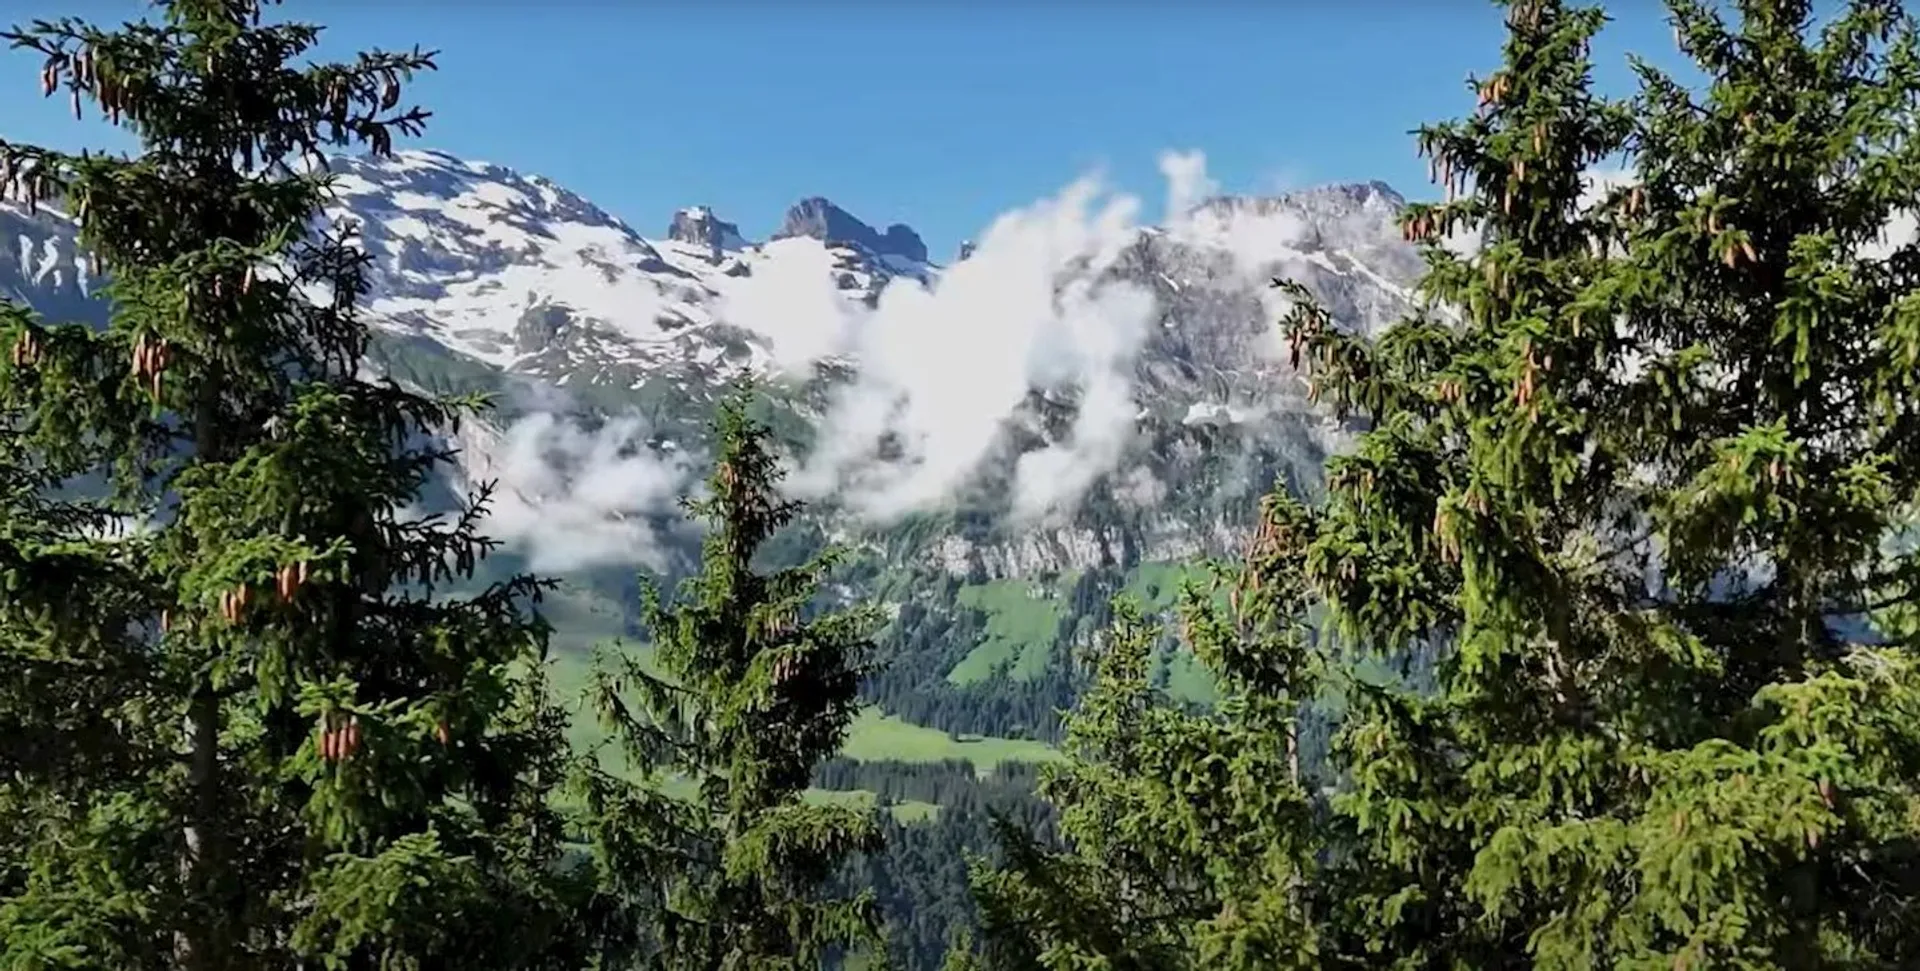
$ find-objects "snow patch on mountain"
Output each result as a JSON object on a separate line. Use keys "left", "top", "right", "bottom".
{"left": 319, "top": 149, "right": 938, "bottom": 380}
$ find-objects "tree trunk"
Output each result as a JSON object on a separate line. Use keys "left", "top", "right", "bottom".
{"left": 177, "top": 363, "right": 229, "bottom": 970}
{"left": 176, "top": 683, "right": 224, "bottom": 970}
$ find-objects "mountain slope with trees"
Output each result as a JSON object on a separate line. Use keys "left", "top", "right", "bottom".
{"left": 0, "top": 2, "right": 589, "bottom": 966}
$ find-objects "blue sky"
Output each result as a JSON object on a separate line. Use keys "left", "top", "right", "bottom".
{"left": 1, "top": 1, "right": 1691, "bottom": 256}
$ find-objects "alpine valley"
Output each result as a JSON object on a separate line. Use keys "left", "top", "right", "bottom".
{"left": 1, "top": 148, "right": 1426, "bottom": 967}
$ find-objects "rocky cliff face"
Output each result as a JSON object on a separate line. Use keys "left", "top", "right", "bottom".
{"left": 667, "top": 206, "right": 747, "bottom": 263}
{"left": 775, "top": 196, "right": 929, "bottom": 265}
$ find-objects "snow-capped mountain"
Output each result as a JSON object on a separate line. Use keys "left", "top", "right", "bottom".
{"left": 0, "top": 149, "right": 1425, "bottom": 581}
{"left": 315, "top": 151, "right": 939, "bottom": 396}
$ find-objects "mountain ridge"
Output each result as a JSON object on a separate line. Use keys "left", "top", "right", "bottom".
{"left": 1, "top": 145, "right": 1422, "bottom": 590}
{"left": 0, "top": 142, "right": 1431, "bottom": 741}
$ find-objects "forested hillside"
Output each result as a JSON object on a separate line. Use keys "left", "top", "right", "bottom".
{"left": 6, "top": 0, "right": 1920, "bottom": 968}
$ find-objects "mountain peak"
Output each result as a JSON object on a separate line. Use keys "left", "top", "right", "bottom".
{"left": 667, "top": 206, "right": 745, "bottom": 255}
{"left": 775, "top": 196, "right": 928, "bottom": 264}
{"left": 1191, "top": 180, "right": 1405, "bottom": 219}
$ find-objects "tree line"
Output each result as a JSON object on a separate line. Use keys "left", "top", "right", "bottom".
{"left": 7, "top": 0, "right": 1920, "bottom": 968}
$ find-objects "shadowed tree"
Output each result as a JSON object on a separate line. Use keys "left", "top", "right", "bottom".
{"left": 0, "top": 1, "right": 589, "bottom": 967}
{"left": 972, "top": 0, "right": 1920, "bottom": 967}
{"left": 575, "top": 391, "right": 891, "bottom": 971}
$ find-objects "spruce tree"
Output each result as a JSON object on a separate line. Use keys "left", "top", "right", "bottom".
{"left": 977, "top": 0, "right": 1920, "bottom": 966}
{"left": 0, "top": 1, "right": 586, "bottom": 967}
{"left": 962, "top": 569, "right": 1325, "bottom": 971}
{"left": 1289, "top": 0, "right": 1920, "bottom": 965}
{"left": 575, "top": 392, "right": 889, "bottom": 971}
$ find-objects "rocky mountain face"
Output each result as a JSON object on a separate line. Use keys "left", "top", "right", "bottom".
{"left": 776, "top": 196, "right": 930, "bottom": 265}
{"left": 0, "top": 149, "right": 1425, "bottom": 707}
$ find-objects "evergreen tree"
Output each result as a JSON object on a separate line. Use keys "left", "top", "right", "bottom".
{"left": 575, "top": 392, "right": 889, "bottom": 971}
{"left": 1289, "top": 0, "right": 1920, "bottom": 964}
{"left": 977, "top": 0, "right": 1920, "bottom": 966}
{"left": 0, "top": 1, "right": 586, "bottom": 967}
{"left": 961, "top": 534, "right": 1325, "bottom": 970}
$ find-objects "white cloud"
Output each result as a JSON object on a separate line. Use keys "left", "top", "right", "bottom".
{"left": 1160, "top": 149, "right": 1219, "bottom": 230}
{"left": 1179, "top": 202, "right": 1314, "bottom": 280}
{"left": 789, "top": 174, "right": 1159, "bottom": 523}
{"left": 718, "top": 236, "right": 857, "bottom": 374}
{"left": 1009, "top": 279, "right": 1156, "bottom": 521}
{"left": 466, "top": 150, "right": 1375, "bottom": 559}
{"left": 1115, "top": 465, "right": 1167, "bottom": 509}
{"left": 709, "top": 151, "right": 1343, "bottom": 524}
{"left": 469, "top": 412, "right": 699, "bottom": 573}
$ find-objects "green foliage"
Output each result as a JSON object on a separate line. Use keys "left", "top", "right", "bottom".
{"left": 965, "top": 559, "right": 1326, "bottom": 970}
{"left": 0, "top": 1, "right": 587, "bottom": 968}
{"left": 1294, "top": 0, "right": 1920, "bottom": 964}
{"left": 971, "top": 0, "right": 1920, "bottom": 967}
{"left": 573, "top": 391, "right": 891, "bottom": 970}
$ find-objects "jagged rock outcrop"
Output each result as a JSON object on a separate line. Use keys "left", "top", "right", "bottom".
{"left": 667, "top": 206, "right": 745, "bottom": 262}
{"left": 775, "top": 196, "right": 928, "bottom": 263}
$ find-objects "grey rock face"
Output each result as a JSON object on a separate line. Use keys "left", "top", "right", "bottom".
{"left": 879, "top": 223, "right": 929, "bottom": 263}
{"left": 775, "top": 196, "right": 927, "bottom": 263}
{"left": 667, "top": 206, "right": 745, "bottom": 262}
{"left": 515, "top": 300, "right": 574, "bottom": 354}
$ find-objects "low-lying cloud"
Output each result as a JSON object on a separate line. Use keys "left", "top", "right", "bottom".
{"left": 465, "top": 412, "right": 699, "bottom": 573}
{"left": 471, "top": 149, "right": 1343, "bottom": 567}
{"left": 786, "top": 173, "right": 1160, "bottom": 523}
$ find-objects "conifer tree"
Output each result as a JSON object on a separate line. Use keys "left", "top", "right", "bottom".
{"left": 575, "top": 392, "right": 889, "bottom": 971}
{"left": 976, "top": 0, "right": 1920, "bottom": 966}
{"left": 1290, "top": 0, "right": 1920, "bottom": 964}
{"left": 0, "top": 1, "right": 586, "bottom": 967}
{"left": 963, "top": 562, "right": 1325, "bottom": 971}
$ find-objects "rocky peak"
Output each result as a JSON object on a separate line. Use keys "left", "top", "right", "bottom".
{"left": 1185, "top": 180, "right": 1410, "bottom": 258}
{"left": 667, "top": 206, "right": 744, "bottom": 256}
{"left": 775, "top": 196, "right": 928, "bottom": 264}
{"left": 1306, "top": 179, "right": 1404, "bottom": 210}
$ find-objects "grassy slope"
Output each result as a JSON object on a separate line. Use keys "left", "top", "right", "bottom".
{"left": 936, "top": 561, "right": 1229, "bottom": 706}
{"left": 527, "top": 550, "right": 1260, "bottom": 823}
{"left": 944, "top": 577, "right": 1076, "bottom": 685}
{"left": 534, "top": 554, "right": 1239, "bottom": 769}
{"left": 1120, "top": 561, "right": 1226, "bottom": 706}
{"left": 837, "top": 708, "right": 1062, "bottom": 775}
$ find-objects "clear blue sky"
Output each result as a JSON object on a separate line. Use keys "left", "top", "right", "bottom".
{"left": 1, "top": 1, "right": 1691, "bottom": 257}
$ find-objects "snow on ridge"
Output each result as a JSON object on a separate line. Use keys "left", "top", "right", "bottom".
{"left": 303, "top": 149, "right": 970, "bottom": 377}
{"left": 3, "top": 150, "right": 1425, "bottom": 399}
